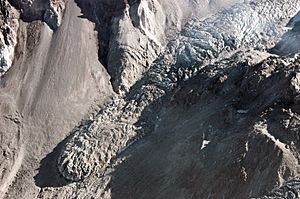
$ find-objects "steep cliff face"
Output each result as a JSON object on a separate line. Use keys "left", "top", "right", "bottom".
{"left": 58, "top": 0, "right": 300, "bottom": 182}
{"left": 1, "top": 0, "right": 300, "bottom": 198}
{"left": 74, "top": 0, "right": 245, "bottom": 94}
{"left": 0, "top": 0, "right": 65, "bottom": 74}
{"left": 271, "top": 12, "right": 300, "bottom": 56}
{"left": 102, "top": 52, "right": 300, "bottom": 199}
{"left": 0, "top": 0, "right": 18, "bottom": 74}
{"left": 8, "top": 0, "right": 66, "bottom": 28}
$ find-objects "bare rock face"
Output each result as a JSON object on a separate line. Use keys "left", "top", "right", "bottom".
{"left": 0, "top": 0, "right": 19, "bottom": 74}
{"left": 107, "top": 0, "right": 166, "bottom": 93}
{"left": 91, "top": 0, "right": 246, "bottom": 94}
{"left": 271, "top": 11, "right": 300, "bottom": 56}
{"left": 257, "top": 176, "right": 300, "bottom": 198}
{"left": 9, "top": 0, "right": 65, "bottom": 29}
{"left": 0, "top": 0, "right": 65, "bottom": 75}
{"left": 57, "top": 0, "right": 300, "bottom": 183}
{"left": 77, "top": 0, "right": 243, "bottom": 94}
{"left": 2, "top": 0, "right": 300, "bottom": 198}
{"left": 43, "top": 0, "right": 65, "bottom": 29}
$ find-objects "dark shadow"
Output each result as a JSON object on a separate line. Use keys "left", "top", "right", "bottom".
{"left": 7, "top": 0, "right": 52, "bottom": 25}
{"left": 107, "top": 79, "right": 249, "bottom": 198}
{"left": 73, "top": 0, "right": 141, "bottom": 92}
{"left": 108, "top": 93, "right": 172, "bottom": 199}
{"left": 106, "top": 63, "right": 236, "bottom": 198}
{"left": 107, "top": 54, "right": 299, "bottom": 198}
{"left": 269, "top": 11, "right": 300, "bottom": 56}
{"left": 73, "top": 0, "right": 128, "bottom": 68}
{"left": 34, "top": 134, "right": 71, "bottom": 188}
{"left": 34, "top": 118, "right": 93, "bottom": 187}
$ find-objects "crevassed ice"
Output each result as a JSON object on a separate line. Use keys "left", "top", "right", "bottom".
{"left": 57, "top": 0, "right": 300, "bottom": 182}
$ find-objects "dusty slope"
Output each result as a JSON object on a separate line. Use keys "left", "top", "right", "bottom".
{"left": 73, "top": 0, "right": 244, "bottom": 93}
{"left": 0, "top": 0, "right": 112, "bottom": 198}
{"left": 55, "top": 1, "right": 300, "bottom": 198}
{"left": 1, "top": 0, "right": 300, "bottom": 199}
{"left": 0, "top": 1, "right": 246, "bottom": 198}
{"left": 58, "top": 0, "right": 300, "bottom": 182}
{"left": 108, "top": 53, "right": 300, "bottom": 198}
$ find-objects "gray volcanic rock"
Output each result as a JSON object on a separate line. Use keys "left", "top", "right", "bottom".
{"left": 0, "top": 0, "right": 65, "bottom": 75}
{"left": 103, "top": 52, "right": 300, "bottom": 199}
{"left": 110, "top": 0, "right": 251, "bottom": 94}
{"left": 0, "top": 0, "right": 19, "bottom": 74}
{"left": 0, "top": 0, "right": 112, "bottom": 198}
{"left": 43, "top": 0, "right": 65, "bottom": 29}
{"left": 9, "top": 0, "right": 65, "bottom": 29}
{"left": 271, "top": 11, "right": 300, "bottom": 56}
{"left": 57, "top": 0, "right": 300, "bottom": 183}
{"left": 257, "top": 176, "right": 300, "bottom": 198}
{"left": 2, "top": 0, "right": 300, "bottom": 198}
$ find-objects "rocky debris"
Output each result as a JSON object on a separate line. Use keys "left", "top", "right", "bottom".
{"left": 57, "top": 0, "right": 300, "bottom": 182}
{"left": 76, "top": 0, "right": 244, "bottom": 94}
{"left": 9, "top": 0, "right": 65, "bottom": 30}
{"left": 43, "top": 0, "right": 65, "bottom": 30}
{"left": 256, "top": 176, "right": 300, "bottom": 198}
{"left": 157, "top": 50, "right": 300, "bottom": 198}
{"left": 0, "top": 0, "right": 19, "bottom": 75}
{"left": 58, "top": 52, "right": 300, "bottom": 198}
{"left": 1, "top": 0, "right": 300, "bottom": 198}
{"left": 271, "top": 11, "right": 300, "bottom": 56}
{"left": 173, "top": 0, "right": 299, "bottom": 67}
{"left": 58, "top": 86, "right": 165, "bottom": 181}
{"left": 0, "top": 0, "right": 66, "bottom": 75}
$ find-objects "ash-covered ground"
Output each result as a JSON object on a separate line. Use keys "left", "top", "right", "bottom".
{"left": 1, "top": 0, "right": 300, "bottom": 198}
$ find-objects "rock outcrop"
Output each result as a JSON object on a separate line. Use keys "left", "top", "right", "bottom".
{"left": 57, "top": 0, "right": 300, "bottom": 183}
{"left": 0, "top": 0, "right": 19, "bottom": 74}
{"left": 0, "top": 0, "right": 112, "bottom": 198}
{"left": 257, "top": 176, "right": 300, "bottom": 198}
{"left": 8, "top": 0, "right": 66, "bottom": 30}
{"left": 75, "top": 0, "right": 245, "bottom": 94}
{"left": 0, "top": 0, "right": 66, "bottom": 76}
{"left": 2, "top": 0, "right": 300, "bottom": 198}
{"left": 43, "top": 0, "right": 65, "bottom": 29}
{"left": 102, "top": 51, "right": 300, "bottom": 199}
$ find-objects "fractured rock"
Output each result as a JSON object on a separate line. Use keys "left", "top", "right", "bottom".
{"left": 57, "top": 0, "right": 300, "bottom": 182}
